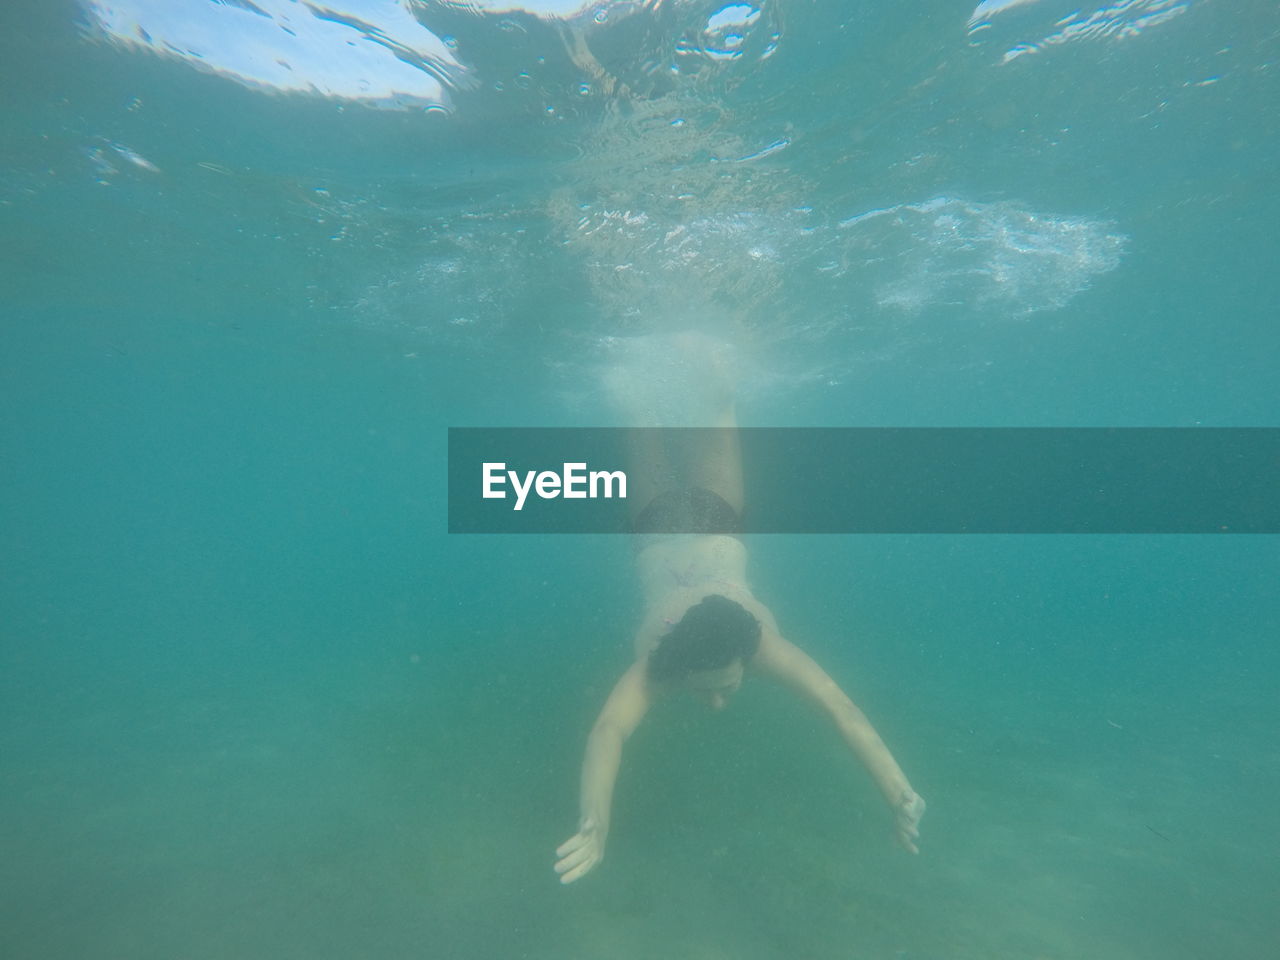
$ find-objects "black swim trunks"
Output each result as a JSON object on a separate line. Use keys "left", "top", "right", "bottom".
{"left": 632, "top": 486, "right": 741, "bottom": 536}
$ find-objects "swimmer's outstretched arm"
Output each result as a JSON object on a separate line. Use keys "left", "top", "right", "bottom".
{"left": 554, "top": 660, "right": 652, "bottom": 884}
{"left": 754, "top": 629, "right": 926, "bottom": 853}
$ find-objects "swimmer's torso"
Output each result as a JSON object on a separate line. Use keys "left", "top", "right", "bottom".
{"left": 633, "top": 534, "right": 764, "bottom": 658}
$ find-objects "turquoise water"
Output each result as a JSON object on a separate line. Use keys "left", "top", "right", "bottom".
{"left": 2, "top": 1, "right": 1278, "bottom": 957}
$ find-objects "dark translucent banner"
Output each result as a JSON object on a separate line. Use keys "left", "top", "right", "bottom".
{"left": 447, "top": 428, "right": 1279, "bottom": 534}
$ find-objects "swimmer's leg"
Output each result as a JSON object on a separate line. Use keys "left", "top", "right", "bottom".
{"left": 602, "top": 330, "right": 744, "bottom": 517}
{"left": 683, "top": 337, "right": 743, "bottom": 515}
{"left": 624, "top": 426, "right": 674, "bottom": 525}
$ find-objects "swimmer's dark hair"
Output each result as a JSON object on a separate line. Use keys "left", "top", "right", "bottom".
{"left": 647, "top": 594, "right": 761, "bottom": 683}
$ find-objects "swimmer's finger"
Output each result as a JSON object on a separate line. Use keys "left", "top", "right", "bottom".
{"left": 555, "top": 844, "right": 598, "bottom": 883}
{"left": 554, "top": 844, "right": 589, "bottom": 874}
{"left": 554, "top": 839, "right": 595, "bottom": 876}
{"left": 555, "top": 832, "right": 588, "bottom": 859}
{"left": 557, "top": 854, "right": 597, "bottom": 884}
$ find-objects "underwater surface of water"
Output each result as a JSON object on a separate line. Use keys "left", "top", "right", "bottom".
{"left": 2, "top": 1, "right": 1278, "bottom": 958}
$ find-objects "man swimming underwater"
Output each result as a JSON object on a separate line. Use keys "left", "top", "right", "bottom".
{"left": 554, "top": 334, "right": 925, "bottom": 884}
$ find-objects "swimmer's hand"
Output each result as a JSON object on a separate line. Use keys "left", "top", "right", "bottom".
{"left": 554, "top": 818, "right": 605, "bottom": 884}
{"left": 894, "top": 789, "right": 926, "bottom": 854}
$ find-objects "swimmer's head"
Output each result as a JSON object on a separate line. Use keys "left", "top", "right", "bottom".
{"left": 647, "top": 594, "right": 760, "bottom": 708}
{"left": 681, "top": 659, "right": 744, "bottom": 711}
